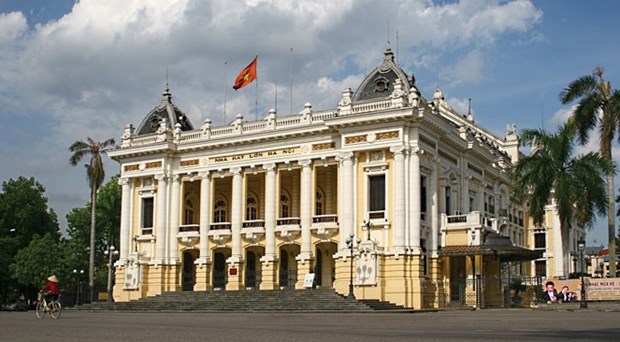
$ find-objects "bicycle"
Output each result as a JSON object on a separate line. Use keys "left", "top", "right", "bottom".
{"left": 35, "top": 292, "right": 62, "bottom": 319}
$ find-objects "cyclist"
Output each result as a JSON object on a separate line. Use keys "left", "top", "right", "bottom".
{"left": 40, "top": 275, "right": 59, "bottom": 306}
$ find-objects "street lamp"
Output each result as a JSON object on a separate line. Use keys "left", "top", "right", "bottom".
{"left": 577, "top": 237, "right": 587, "bottom": 309}
{"left": 73, "top": 269, "right": 85, "bottom": 306}
{"left": 345, "top": 233, "right": 360, "bottom": 300}
{"left": 104, "top": 245, "right": 119, "bottom": 303}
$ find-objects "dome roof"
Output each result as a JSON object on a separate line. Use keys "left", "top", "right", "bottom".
{"left": 352, "top": 47, "right": 415, "bottom": 102}
{"left": 135, "top": 87, "right": 194, "bottom": 136}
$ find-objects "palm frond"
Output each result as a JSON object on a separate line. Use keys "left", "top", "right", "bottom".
{"left": 559, "top": 75, "right": 597, "bottom": 104}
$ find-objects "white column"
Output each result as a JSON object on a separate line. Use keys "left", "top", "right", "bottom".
{"left": 168, "top": 175, "right": 181, "bottom": 264}
{"left": 299, "top": 159, "right": 313, "bottom": 259}
{"left": 391, "top": 145, "right": 407, "bottom": 252}
{"left": 155, "top": 174, "right": 168, "bottom": 262}
{"left": 410, "top": 147, "right": 422, "bottom": 253}
{"left": 119, "top": 177, "right": 132, "bottom": 260}
{"left": 461, "top": 160, "right": 469, "bottom": 213}
{"left": 430, "top": 158, "right": 439, "bottom": 256}
{"left": 325, "top": 167, "right": 334, "bottom": 214}
{"left": 338, "top": 152, "right": 354, "bottom": 250}
{"left": 263, "top": 163, "right": 277, "bottom": 261}
{"left": 198, "top": 172, "right": 211, "bottom": 262}
{"left": 230, "top": 167, "right": 243, "bottom": 262}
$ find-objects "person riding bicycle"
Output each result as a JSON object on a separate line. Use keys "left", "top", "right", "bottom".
{"left": 40, "top": 275, "right": 59, "bottom": 305}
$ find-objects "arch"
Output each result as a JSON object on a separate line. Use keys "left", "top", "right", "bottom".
{"left": 212, "top": 248, "right": 230, "bottom": 289}
{"left": 315, "top": 242, "right": 337, "bottom": 288}
{"left": 315, "top": 187, "right": 325, "bottom": 216}
{"left": 213, "top": 197, "right": 228, "bottom": 223}
{"left": 280, "top": 191, "right": 291, "bottom": 218}
{"left": 278, "top": 244, "right": 300, "bottom": 288}
{"left": 246, "top": 192, "right": 259, "bottom": 220}
{"left": 181, "top": 250, "right": 198, "bottom": 291}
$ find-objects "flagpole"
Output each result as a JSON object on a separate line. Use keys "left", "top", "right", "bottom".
{"left": 290, "top": 48, "right": 293, "bottom": 115}
{"left": 255, "top": 54, "right": 259, "bottom": 121}
{"left": 275, "top": 82, "right": 278, "bottom": 113}
{"left": 224, "top": 60, "right": 228, "bottom": 123}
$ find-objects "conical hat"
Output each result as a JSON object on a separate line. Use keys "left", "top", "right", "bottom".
{"left": 48, "top": 275, "right": 58, "bottom": 283}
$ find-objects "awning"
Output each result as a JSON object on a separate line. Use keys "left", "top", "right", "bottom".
{"left": 438, "top": 232, "right": 543, "bottom": 262}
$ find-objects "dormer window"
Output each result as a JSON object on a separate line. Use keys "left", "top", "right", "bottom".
{"left": 374, "top": 77, "right": 389, "bottom": 93}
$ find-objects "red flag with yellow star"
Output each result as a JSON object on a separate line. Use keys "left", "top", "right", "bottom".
{"left": 233, "top": 57, "right": 257, "bottom": 90}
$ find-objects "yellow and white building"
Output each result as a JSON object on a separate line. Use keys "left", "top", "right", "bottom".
{"left": 108, "top": 49, "right": 543, "bottom": 308}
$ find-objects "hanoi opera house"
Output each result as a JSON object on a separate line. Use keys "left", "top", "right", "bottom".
{"left": 108, "top": 49, "right": 575, "bottom": 308}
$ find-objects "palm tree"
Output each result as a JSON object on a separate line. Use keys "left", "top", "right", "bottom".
{"left": 69, "top": 137, "right": 116, "bottom": 302}
{"left": 560, "top": 67, "right": 620, "bottom": 277}
{"left": 512, "top": 122, "right": 611, "bottom": 276}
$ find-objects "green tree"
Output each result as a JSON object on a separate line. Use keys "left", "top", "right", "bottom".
{"left": 0, "top": 177, "right": 59, "bottom": 302}
{"left": 10, "top": 234, "right": 74, "bottom": 292}
{"left": 69, "top": 137, "right": 115, "bottom": 301}
{"left": 512, "top": 122, "right": 612, "bottom": 275}
{"left": 560, "top": 67, "right": 620, "bottom": 277}
{"left": 64, "top": 175, "right": 122, "bottom": 293}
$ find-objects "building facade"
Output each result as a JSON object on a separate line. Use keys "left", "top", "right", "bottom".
{"left": 109, "top": 49, "right": 545, "bottom": 308}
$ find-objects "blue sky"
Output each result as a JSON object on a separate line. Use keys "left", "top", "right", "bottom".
{"left": 0, "top": 0, "right": 619, "bottom": 247}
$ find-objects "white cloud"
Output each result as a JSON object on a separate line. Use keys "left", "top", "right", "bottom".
{"left": 0, "top": 12, "right": 27, "bottom": 45}
{"left": 439, "top": 50, "right": 485, "bottom": 86}
{"left": 0, "top": 0, "right": 544, "bottom": 230}
{"left": 550, "top": 106, "right": 574, "bottom": 127}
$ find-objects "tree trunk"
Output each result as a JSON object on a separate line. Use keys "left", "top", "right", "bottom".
{"left": 607, "top": 171, "right": 616, "bottom": 277}
{"left": 89, "top": 187, "right": 97, "bottom": 303}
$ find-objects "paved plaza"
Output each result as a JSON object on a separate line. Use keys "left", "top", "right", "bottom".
{"left": 1, "top": 309, "right": 619, "bottom": 341}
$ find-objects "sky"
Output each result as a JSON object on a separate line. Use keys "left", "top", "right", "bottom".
{"left": 1, "top": 0, "right": 619, "bottom": 247}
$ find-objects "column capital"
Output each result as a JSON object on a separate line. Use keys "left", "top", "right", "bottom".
{"left": 155, "top": 174, "right": 167, "bottom": 182}
{"left": 389, "top": 145, "right": 408, "bottom": 155}
{"left": 198, "top": 171, "right": 210, "bottom": 179}
{"left": 409, "top": 146, "right": 424, "bottom": 155}
{"left": 298, "top": 159, "right": 312, "bottom": 168}
{"left": 336, "top": 151, "right": 354, "bottom": 163}
{"left": 230, "top": 167, "right": 242, "bottom": 175}
{"left": 119, "top": 177, "right": 132, "bottom": 186}
{"left": 263, "top": 163, "right": 276, "bottom": 172}
{"left": 171, "top": 174, "right": 181, "bottom": 183}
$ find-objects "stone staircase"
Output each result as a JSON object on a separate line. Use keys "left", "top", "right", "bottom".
{"left": 76, "top": 288, "right": 410, "bottom": 312}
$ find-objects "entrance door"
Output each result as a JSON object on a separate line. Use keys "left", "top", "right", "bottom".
{"left": 279, "top": 250, "right": 290, "bottom": 288}
{"left": 315, "top": 248, "right": 323, "bottom": 286}
{"left": 182, "top": 251, "right": 196, "bottom": 291}
{"left": 450, "top": 256, "right": 466, "bottom": 304}
{"left": 245, "top": 251, "right": 257, "bottom": 288}
{"left": 213, "top": 252, "right": 227, "bottom": 289}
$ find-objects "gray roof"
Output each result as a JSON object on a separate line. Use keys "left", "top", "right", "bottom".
{"left": 135, "top": 87, "right": 194, "bottom": 135}
{"left": 352, "top": 47, "right": 415, "bottom": 102}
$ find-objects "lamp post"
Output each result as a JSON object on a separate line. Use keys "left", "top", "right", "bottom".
{"left": 104, "top": 245, "right": 119, "bottom": 303}
{"left": 577, "top": 237, "right": 587, "bottom": 309}
{"left": 73, "top": 269, "right": 84, "bottom": 306}
{"left": 345, "top": 233, "right": 360, "bottom": 300}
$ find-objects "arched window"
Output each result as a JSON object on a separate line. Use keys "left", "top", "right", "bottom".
{"left": 184, "top": 199, "right": 195, "bottom": 225}
{"left": 280, "top": 194, "right": 290, "bottom": 218}
{"left": 213, "top": 199, "right": 227, "bottom": 223}
{"left": 315, "top": 189, "right": 324, "bottom": 216}
{"left": 246, "top": 196, "right": 258, "bottom": 220}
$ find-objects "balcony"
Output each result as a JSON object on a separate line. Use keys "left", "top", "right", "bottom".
{"left": 241, "top": 220, "right": 265, "bottom": 245}
{"left": 311, "top": 214, "right": 339, "bottom": 241}
{"left": 445, "top": 212, "right": 495, "bottom": 228}
{"left": 275, "top": 217, "right": 301, "bottom": 244}
{"left": 207, "top": 222, "right": 232, "bottom": 247}
{"left": 179, "top": 224, "right": 199, "bottom": 233}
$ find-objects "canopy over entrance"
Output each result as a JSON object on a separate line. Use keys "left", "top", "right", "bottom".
{"left": 438, "top": 232, "right": 542, "bottom": 262}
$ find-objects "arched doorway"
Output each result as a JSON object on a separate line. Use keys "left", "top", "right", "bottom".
{"left": 315, "top": 242, "right": 336, "bottom": 288}
{"left": 278, "top": 245, "right": 300, "bottom": 288}
{"left": 182, "top": 250, "right": 198, "bottom": 291}
{"left": 212, "top": 250, "right": 229, "bottom": 289}
{"left": 246, "top": 251, "right": 257, "bottom": 288}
